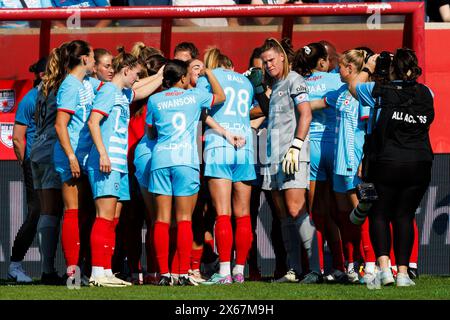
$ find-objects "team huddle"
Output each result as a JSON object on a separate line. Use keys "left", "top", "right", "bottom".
{"left": 9, "top": 37, "right": 420, "bottom": 288}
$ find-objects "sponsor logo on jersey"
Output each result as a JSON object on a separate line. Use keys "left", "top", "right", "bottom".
{"left": 0, "top": 89, "right": 15, "bottom": 113}
{"left": 165, "top": 91, "right": 184, "bottom": 97}
{"left": 0, "top": 123, "right": 14, "bottom": 148}
{"left": 114, "top": 183, "right": 119, "bottom": 191}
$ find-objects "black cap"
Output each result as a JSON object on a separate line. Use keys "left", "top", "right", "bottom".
{"left": 29, "top": 57, "right": 48, "bottom": 74}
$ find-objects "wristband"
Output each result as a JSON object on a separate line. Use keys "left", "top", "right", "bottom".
{"left": 291, "top": 137, "right": 304, "bottom": 150}
{"left": 362, "top": 67, "right": 372, "bottom": 76}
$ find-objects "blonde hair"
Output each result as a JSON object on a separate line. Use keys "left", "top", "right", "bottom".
{"left": 340, "top": 49, "right": 367, "bottom": 73}
{"left": 204, "top": 47, "right": 233, "bottom": 70}
{"left": 41, "top": 42, "right": 69, "bottom": 97}
{"left": 260, "top": 38, "right": 291, "bottom": 85}
{"left": 113, "top": 46, "right": 140, "bottom": 74}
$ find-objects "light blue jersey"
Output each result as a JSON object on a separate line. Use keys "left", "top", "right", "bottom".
{"left": 305, "top": 71, "right": 343, "bottom": 142}
{"left": 54, "top": 75, "right": 101, "bottom": 175}
{"left": 147, "top": 87, "right": 214, "bottom": 171}
{"left": 196, "top": 68, "right": 254, "bottom": 152}
{"left": 87, "top": 82, "right": 133, "bottom": 174}
{"left": 325, "top": 84, "right": 368, "bottom": 177}
{"left": 134, "top": 134, "right": 156, "bottom": 189}
{"left": 15, "top": 87, "right": 38, "bottom": 160}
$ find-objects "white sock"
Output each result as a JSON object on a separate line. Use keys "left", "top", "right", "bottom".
{"left": 92, "top": 266, "right": 105, "bottom": 278}
{"left": 365, "top": 262, "right": 376, "bottom": 274}
{"left": 219, "top": 262, "right": 231, "bottom": 276}
{"left": 232, "top": 264, "right": 245, "bottom": 275}
{"left": 347, "top": 262, "right": 355, "bottom": 272}
{"left": 104, "top": 269, "right": 113, "bottom": 277}
{"left": 409, "top": 263, "right": 417, "bottom": 269}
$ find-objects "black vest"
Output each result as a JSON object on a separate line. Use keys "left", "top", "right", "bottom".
{"left": 367, "top": 81, "right": 434, "bottom": 163}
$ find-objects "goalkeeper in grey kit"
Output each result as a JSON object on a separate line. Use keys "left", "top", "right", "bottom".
{"left": 259, "top": 38, "right": 322, "bottom": 284}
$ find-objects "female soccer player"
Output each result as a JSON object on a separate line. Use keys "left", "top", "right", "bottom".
{"left": 87, "top": 47, "right": 163, "bottom": 287}
{"left": 93, "top": 48, "right": 114, "bottom": 82}
{"left": 196, "top": 48, "right": 256, "bottom": 285}
{"left": 147, "top": 60, "right": 232, "bottom": 286}
{"left": 259, "top": 38, "right": 322, "bottom": 284}
{"left": 53, "top": 40, "right": 102, "bottom": 281}
{"left": 292, "top": 42, "right": 347, "bottom": 282}
{"left": 310, "top": 49, "right": 375, "bottom": 283}
{"left": 29, "top": 46, "right": 66, "bottom": 285}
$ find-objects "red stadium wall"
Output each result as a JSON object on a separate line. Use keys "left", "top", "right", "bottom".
{"left": 0, "top": 25, "right": 449, "bottom": 157}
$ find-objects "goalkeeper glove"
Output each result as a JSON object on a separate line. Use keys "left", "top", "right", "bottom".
{"left": 282, "top": 137, "right": 304, "bottom": 175}
{"left": 244, "top": 67, "right": 265, "bottom": 95}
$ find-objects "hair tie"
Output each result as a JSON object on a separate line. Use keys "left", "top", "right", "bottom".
{"left": 303, "top": 46, "right": 312, "bottom": 55}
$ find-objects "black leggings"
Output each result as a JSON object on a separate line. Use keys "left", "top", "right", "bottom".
{"left": 368, "top": 161, "right": 431, "bottom": 267}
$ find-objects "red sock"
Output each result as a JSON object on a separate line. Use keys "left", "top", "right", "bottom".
{"left": 177, "top": 221, "right": 193, "bottom": 275}
{"left": 104, "top": 218, "right": 117, "bottom": 270}
{"left": 90, "top": 217, "right": 112, "bottom": 268}
{"left": 361, "top": 219, "right": 376, "bottom": 262}
{"left": 234, "top": 215, "right": 253, "bottom": 266}
{"left": 389, "top": 223, "right": 396, "bottom": 266}
{"left": 215, "top": 215, "right": 233, "bottom": 263}
{"left": 311, "top": 213, "right": 325, "bottom": 273}
{"left": 62, "top": 209, "right": 80, "bottom": 269}
{"left": 154, "top": 221, "right": 170, "bottom": 274}
{"left": 191, "top": 248, "right": 203, "bottom": 271}
{"left": 410, "top": 219, "right": 419, "bottom": 264}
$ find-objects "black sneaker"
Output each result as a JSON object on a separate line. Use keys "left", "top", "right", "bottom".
{"left": 408, "top": 267, "right": 419, "bottom": 279}
{"left": 178, "top": 276, "right": 193, "bottom": 286}
{"left": 41, "top": 272, "right": 65, "bottom": 286}
{"left": 299, "top": 271, "right": 323, "bottom": 284}
{"left": 158, "top": 275, "right": 172, "bottom": 286}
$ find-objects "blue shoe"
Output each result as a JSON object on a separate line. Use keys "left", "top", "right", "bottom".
{"left": 201, "top": 273, "right": 232, "bottom": 285}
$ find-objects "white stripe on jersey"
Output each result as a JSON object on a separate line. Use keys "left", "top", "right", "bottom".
{"left": 110, "top": 136, "right": 128, "bottom": 144}
{"left": 109, "top": 147, "right": 128, "bottom": 155}
{"left": 110, "top": 157, "right": 127, "bottom": 165}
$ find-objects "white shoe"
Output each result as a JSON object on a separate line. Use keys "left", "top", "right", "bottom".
{"left": 8, "top": 263, "right": 32, "bottom": 283}
{"left": 346, "top": 270, "right": 360, "bottom": 283}
{"left": 188, "top": 269, "right": 205, "bottom": 283}
{"left": 108, "top": 274, "right": 132, "bottom": 286}
{"left": 364, "top": 272, "right": 381, "bottom": 290}
{"left": 89, "top": 275, "right": 127, "bottom": 288}
{"left": 396, "top": 273, "right": 416, "bottom": 287}
{"left": 380, "top": 268, "right": 395, "bottom": 286}
{"left": 274, "top": 269, "right": 299, "bottom": 283}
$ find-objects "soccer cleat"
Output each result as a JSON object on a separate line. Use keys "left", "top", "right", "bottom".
{"left": 8, "top": 264, "right": 33, "bottom": 284}
{"left": 346, "top": 270, "right": 360, "bottom": 284}
{"left": 41, "top": 272, "right": 65, "bottom": 286}
{"left": 144, "top": 272, "right": 160, "bottom": 285}
{"left": 364, "top": 272, "right": 381, "bottom": 290}
{"left": 324, "top": 269, "right": 348, "bottom": 284}
{"left": 89, "top": 275, "right": 127, "bottom": 288}
{"left": 201, "top": 273, "right": 233, "bottom": 285}
{"left": 108, "top": 274, "right": 132, "bottom": 286}
{"left": 188, "top": 269, "right": 205, "bottom": 283}
{"left": 80, "top": 274, "right": 90, "bottom": 287}
{"left": 158, "top": 275, "right": 173, "bottom": 286}
{"left": 299, "top": 271, "right": 323, "bottom": 284}
{"left": 248, "top": 267, "right": 262, "bottom": 281}
{"left": 380, "top": 269, "right": 395, "bottom": 286}
{"left": 396, "top": 273, "right": 416, "bottom": 287}
{"left": 202, "top": 258, "right": 220, "bottom": 279}
{"left": 178, "top": 275, "right": 198, "bottom": 286}
{"left": 408, "top": 267, "right": 419, "bottom": 279}
{"left": 273, "top": 269, "right": 299, "bottom": 283}
{"left": 232, "top": 273, "right": 245, "bottom": 284}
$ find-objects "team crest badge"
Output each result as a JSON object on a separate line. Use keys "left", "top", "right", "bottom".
{"left": 0, "top": 90, "right": 15, "bottom": 113}
{"left": 114, "top": 183, "right": 120, "bottom": 191}
{"left": 0, "top": 123, "right": 14, "bottom": 148}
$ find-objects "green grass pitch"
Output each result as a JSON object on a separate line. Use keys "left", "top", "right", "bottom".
{"left": 0, "top": 276, "right": 449, "bottom": 300}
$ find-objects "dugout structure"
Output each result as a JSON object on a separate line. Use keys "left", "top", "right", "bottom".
{"left": 0, "top": 3, "right": 449, "bottom": 278}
